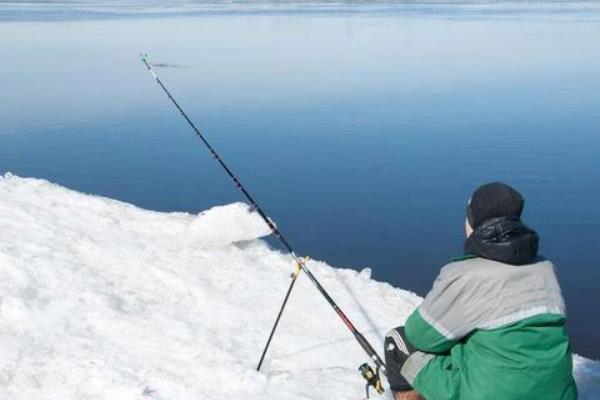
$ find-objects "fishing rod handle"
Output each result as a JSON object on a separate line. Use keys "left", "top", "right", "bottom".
{"left": 354, "top": 331, "right": 386, "bottom": 374}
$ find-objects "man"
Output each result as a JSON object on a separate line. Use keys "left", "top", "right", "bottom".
{"left": 384, "top": 182, "right": 577, "bottom": 400}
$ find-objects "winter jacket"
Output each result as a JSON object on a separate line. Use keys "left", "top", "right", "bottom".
{"left": 401, "top": 217, "right": 577, "bottom": 400}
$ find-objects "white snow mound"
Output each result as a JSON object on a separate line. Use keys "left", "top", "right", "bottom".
{"left": 0, "top": 173, "right": 598, "bottom": 399}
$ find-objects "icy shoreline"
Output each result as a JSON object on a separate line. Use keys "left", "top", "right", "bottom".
{"left": 0, "top": 174, "right": 598, "bottom": 399}
{"left": 3, "top": 1, "right": 600, "bottom": 22}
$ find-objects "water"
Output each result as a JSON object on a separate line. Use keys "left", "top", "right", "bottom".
{"left": 1, "top": 1, "right": 599, "bottom": 359}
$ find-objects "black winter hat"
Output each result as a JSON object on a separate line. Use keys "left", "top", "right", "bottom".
{"left": 466, "top": 182, "right": 524, "bottom": 229}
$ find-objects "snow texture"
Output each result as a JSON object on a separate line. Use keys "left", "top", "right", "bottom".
{"left": 0, "top": 173, "right": 598, "bottom": 399}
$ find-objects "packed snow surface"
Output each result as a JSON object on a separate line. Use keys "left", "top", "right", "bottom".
{"left": 0, "top": 174, "right": 598, "bottom": 399}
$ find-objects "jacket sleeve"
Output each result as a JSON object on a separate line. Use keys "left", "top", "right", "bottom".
{"left": 405, "top": 264, "right": 482, "bottom": 353}
{"left": 404, "top": 307, "right": 457, "bottom": 353}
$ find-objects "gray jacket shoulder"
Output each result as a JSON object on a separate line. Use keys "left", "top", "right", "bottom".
{"left": 440, "top": 256, "right": 557, "bottom": 281}
{"left": 420, "top": 257, "right": 565, "bottom": 339}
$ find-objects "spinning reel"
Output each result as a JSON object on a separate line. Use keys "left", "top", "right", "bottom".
{"left": 359, "top": 362, "right": 384, "bottom": 399}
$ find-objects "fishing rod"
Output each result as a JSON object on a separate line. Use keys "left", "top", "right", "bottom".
{"left": 140, "top": 54, "right": 386, "bottom": 395}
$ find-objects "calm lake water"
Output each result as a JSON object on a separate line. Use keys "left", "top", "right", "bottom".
{"left": 1, "top": 2, "right": 599, "bottom": 359}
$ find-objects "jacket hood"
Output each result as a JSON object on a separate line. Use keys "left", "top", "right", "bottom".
{"left": 464, "top": 216, "right": 539, "bottom": 265}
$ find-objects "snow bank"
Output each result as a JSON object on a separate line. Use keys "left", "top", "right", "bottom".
{"left": 0, "top": 173, "right": 598, "bottom": 399}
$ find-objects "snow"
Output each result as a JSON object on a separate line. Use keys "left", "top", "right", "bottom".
{"left": 0, "top": 173, "right": 598, "bottom": 399}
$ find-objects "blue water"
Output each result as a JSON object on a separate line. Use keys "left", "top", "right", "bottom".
{"left": 1, "top": 2, "right": 599, "bottom": 358}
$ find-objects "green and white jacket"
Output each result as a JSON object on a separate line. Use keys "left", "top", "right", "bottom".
{"left": 402, "top": 255, "right": 577, "bottom": 400}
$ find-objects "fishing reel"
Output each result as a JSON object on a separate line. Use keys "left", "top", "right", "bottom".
{"left": 359, "top": 362, "right": 384, "bottom": 399}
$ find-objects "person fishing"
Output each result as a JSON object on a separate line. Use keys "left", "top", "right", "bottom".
{"left": 142, "top": 58, "right": 576, "bottom": 398}
{"left": 384, "top": 182, "right": 578, "bottom": 400}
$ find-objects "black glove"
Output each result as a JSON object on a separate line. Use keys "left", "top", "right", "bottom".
{"left": 384, "top": 326, "right": 416, "bottom": 392}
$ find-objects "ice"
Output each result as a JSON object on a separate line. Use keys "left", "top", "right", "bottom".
{"left": 0, "top": 173, "right": 598, "bottom": 399}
